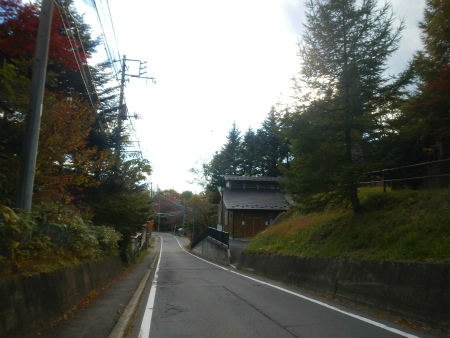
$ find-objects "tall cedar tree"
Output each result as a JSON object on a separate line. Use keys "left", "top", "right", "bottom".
{"left": 283, "top": 0, "right": 405, "bottom": 213}
{"left": 258, "top": 108, "right": 290, "bottom": 176}
{"left": 222, "top": 121, "right": 242, "bottom": 176}
{"left": 203, "top": 112, "right": 290, "bottom": 193}
{"left": 241, "top": 127, "right": 262, "bottom": 176}
{"left": 402, "top": 0, "right": 450, "bottom": 160}
{"left": 204, "top": 122, "right": 242, "bottom": 192}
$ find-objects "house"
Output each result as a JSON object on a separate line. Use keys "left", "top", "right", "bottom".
{"left": 213, "top": 175, "right": 291, "bottom": 239}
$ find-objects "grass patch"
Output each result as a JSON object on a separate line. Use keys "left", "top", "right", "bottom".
{"left": 245, "top": 187, "right": 450, "bottom": 262}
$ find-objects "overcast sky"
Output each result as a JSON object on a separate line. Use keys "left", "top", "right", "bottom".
{"left": 77, "top": 0, "right": 426, "bottom": 194}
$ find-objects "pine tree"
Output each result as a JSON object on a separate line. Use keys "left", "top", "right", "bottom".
{"left": 204, "top": 122, "right": 242, "bottom": 192}
{"left": 258, "top": 108, "right": 290, "bottom": 176}
{"left": 221, "top": 122, "right": 242, "bottom": 176}
{"left": 403, "top": 0, "right": 450, "bottom": 159}
{"left": 241, "top": 127, "right": 262, "bottom": 176}
{"left": 283, "top": 0, "right": 405, "bottom": 213}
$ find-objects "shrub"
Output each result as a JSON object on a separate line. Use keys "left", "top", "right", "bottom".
{"left": 0, "top": 204, "right": 122, "bottom": 278}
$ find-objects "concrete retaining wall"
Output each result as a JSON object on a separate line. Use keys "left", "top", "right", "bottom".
{"left": 237, "top": 252, "right": 450, "bottom": 334}
{"left": 191, "top": 237, "right": 230, "bottom": 266}
{"left": 0, "top": 256, "right": 124, "bottom": 338}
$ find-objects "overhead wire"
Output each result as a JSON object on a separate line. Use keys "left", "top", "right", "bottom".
{"left": 54, "top": 1, "right": 95, "bottom": 107}
{"left": 104, "top": 0, "right": 121, "bottom": 62}
{"left": 158, "top": 195, "right": 193, "bottom": 211}
{"left": 92, "top": 0, "right": 121, "bottom": 79}
{"left": 89, "top": 0, "right": 146, "bottom": 162}
{"left": 54, "top": 0, "right": 107, "bottom": 133}
{"left": 62, "top": 4, "right": 100, "bottom": 102}
{"left": 90, "top": 0, "right": 126, "bottom": 133}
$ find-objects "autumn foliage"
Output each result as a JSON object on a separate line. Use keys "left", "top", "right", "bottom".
{"left": 0, "top": 0, "right": 153, "bottom": 263}
{"left": 0, "top": 0, "right": 86, "bottom": 70}
{"left": 35, "top": 94, "right": 113, "bottom": 204}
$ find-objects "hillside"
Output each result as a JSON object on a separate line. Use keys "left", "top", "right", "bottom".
{"left": 244, "top": 187, "right": 450, "bottom": 263}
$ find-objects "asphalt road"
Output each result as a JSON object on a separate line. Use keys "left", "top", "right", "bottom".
{"left": 131, "top": 233, "right": 443, "bottom": 338}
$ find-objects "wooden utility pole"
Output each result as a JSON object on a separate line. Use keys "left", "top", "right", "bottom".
{"left": 16, "top": 0, "right": 54, "bottom": 210}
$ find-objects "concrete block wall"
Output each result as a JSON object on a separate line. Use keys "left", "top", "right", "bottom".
{"left": 191, "top": 237, "right": 230, "bottom": 266}
{"left": 237, "top": 253, "right": 450, "bottom": 334}
{"left": 0, "top": 256, "right": 124, "bottom": 338}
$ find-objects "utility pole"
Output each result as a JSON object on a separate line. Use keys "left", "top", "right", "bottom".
{"left": 157, "top": 197, "right": 161, "bottom": 232}
{"left": 115, "top": 55, "right": 155, "bottom": 167}
{"left": 16, "top": 0, "right": 54, "bottom": 210}
{"left": 192, "top": 207, "right": 196, "bottom": 240}
{"left": 114, "top": 54, "right": 127, "bottom": 166}
{"left": 118, "top": 55, "right": 127, "bottom": 122}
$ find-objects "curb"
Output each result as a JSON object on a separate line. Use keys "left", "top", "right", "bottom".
{"left": 108, "top": 238, "right": 161, "bottom": 338}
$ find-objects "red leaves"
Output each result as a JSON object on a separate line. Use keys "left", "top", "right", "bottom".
{"left": 0, "top": 0, "right": 87, "bottom": 71}
{"left": 428, "top": 64, "right": 450, "bottom": 92}
{"left": 423, "top": 64, "right": 450, "bottom": 109}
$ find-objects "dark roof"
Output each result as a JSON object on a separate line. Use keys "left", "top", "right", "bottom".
{"left": 224, "top": 175, "right": 282, "bottom": 183}
{"left": 222, "top": 188, "right": 289, "bottom": 210}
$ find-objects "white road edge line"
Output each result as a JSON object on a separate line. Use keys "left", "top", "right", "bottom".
{"left": 138, "top": 236, "right": 163, "bottom": 338}
{"left": 174, "top": 235, "right": 421, "bottom": 338}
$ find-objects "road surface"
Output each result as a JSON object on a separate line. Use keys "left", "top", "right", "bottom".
{"left": 132, "top": 233, "right": 442, "bottom": 338}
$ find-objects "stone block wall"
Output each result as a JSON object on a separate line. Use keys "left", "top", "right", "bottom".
{"left": 0, "top": 256, "right": 124, "bottom": 338}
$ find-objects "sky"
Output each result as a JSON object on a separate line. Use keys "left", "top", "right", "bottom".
{"left": 75, "top": 0, "right": 426, "bottom": 194}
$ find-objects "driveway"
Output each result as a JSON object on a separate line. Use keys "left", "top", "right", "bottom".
{"left": 229, "top": 239, "right": 250, "bottom": 265}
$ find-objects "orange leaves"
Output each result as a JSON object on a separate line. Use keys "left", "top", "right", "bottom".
{"left": 33, "top": 93, "right": 113, "bottom": 204}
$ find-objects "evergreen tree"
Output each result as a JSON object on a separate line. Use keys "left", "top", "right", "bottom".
{"left": 258, "top": 108, "right": 290, "bottom": 176}
{"left": 241, "top": 127, "right": 262, "bottom": 176}
{"left": 222, "top": 121, "right": 242, "bottom": 175}
{"left": 204, "top": 122, "right": 242, "bottom": 192}
{"left": 402, "top": 0, "right": 450, "bottom": 159}
{"left": 202, "top": 152, "right": 224, "bottom": 193}
{"left": 283, "top": 0, "right": 406, "bottom": 213}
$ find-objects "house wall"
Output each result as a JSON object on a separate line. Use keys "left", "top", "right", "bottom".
{"left": 224, "top": 209, "right": 281, "bottom": 238}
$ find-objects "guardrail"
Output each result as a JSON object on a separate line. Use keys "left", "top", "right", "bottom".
{"left": 359, "top": 159, "right": 450, "bottom": 191}
{"left": 191, "top": 227, "right": 229, "bottom": 250}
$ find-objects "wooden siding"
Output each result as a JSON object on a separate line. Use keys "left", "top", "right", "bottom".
{"left": 224, "top": 208, "right": 281, "bottom": 238}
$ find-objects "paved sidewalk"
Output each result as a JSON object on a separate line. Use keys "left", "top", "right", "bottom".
{"left": 31, "top": 236, "right": 161, "bottom": 338}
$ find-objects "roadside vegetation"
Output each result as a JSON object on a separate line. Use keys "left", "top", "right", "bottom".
{"left": 0, "top": 0, "right": 153, "bottom": 280}
{"left": 244, "top": 187, "right": 450, "bottom": 263}
{"left": 2, "top": 0, "right": 450, "bottom": 278}
{"left": 0, "top": 204, "right": 122, "bottom": 279}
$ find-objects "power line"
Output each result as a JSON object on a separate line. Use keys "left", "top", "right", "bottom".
{"left": 54, "top": 1, "right": 95, "bottom": 107}
{"left": 84, "top": 3, "right": 154, "bottom": 163}
{"left": 61, "top": 3, "right": 100, "bottom": 101}
{"left": 92, "top": 0, "right": 121, "bottom": 80}
{"left": 104, "top": 0, "right": 121, "bottom": 62}
{"left": 54, "top": 0, "right": 107, "bottom": 133}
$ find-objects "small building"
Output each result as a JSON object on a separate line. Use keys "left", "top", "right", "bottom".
{"left": 213, "top": 175, "right": 291, "bottom": 239}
